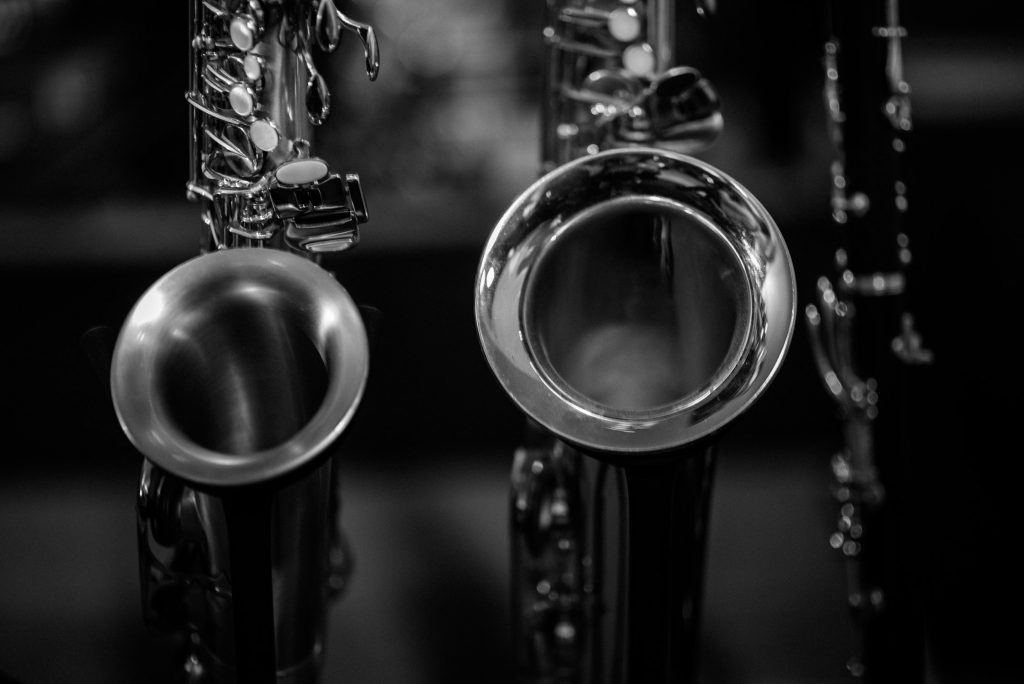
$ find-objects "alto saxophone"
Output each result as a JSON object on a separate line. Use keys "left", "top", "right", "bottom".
{"left": 476, "top": 1, "right": 796, "bottom": 682}
{"left": 109, "top": 1, "right": 379, "bottom": 681}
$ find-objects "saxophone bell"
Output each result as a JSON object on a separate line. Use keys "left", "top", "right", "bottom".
{"left": 479, "top": 1, "right": 797, "bottom": 680}
{"left": 113, "top": 248, "right": 369, "bottom": 683}
{"left": 477, "top": 147, "right": 794, "bottom": 458}
{"left": 110, "top": 0, "right": 381, "bottom": 680}
{"left": 478, "top": 146, "right": 795, "bottom": 682}
{"left": 111, "top": 249, "right": 368, "bottom": 489}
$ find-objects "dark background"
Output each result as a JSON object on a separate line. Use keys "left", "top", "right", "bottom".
{"left": 1, "top": 0, "right": 1022, "bottom": 682}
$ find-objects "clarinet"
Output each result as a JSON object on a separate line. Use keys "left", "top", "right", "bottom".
{"left": 805, "top": 0, "right": 932, "bottom": 680}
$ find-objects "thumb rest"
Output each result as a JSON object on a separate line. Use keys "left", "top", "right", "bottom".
{"left": 110, "top": 1, "right": 379, "bottom": 682}
{"left": 477, "top": 1, "right": 796, "bottom": 682}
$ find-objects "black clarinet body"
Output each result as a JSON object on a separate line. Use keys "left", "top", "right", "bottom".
{"left": 806, "top": 0, "right": 932, "bottom": 680}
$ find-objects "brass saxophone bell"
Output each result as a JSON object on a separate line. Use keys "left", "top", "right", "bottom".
{"left": 111, "top": 248, "right": 369, "bottom": 487}
{"left": 476, "top": 147, "right": 795, "bottom": 458}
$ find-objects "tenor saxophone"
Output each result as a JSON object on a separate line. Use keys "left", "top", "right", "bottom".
{"left": 109, "top": 1, "right": 379, "bottom": 681}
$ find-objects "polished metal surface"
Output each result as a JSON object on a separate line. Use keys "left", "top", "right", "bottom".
{"left": 477, "top": 147, "right": 795, "bottom": 456}
{"left": 542, "top": 0, "right": 723, "bottom": 169}
{"left": 135, "top": 455, "right": 338, "bottom": 683}
{"left": 186, "top": 0, "right": 378, "bottom": 254}
{"left": 109, "top": 1, "right": 380, "bottom": 681}
{"left": 111, "top": 248, "right": 368, "bottom": 487}
{"left": 479, "top": 1, "right": 797, "bottom": 682}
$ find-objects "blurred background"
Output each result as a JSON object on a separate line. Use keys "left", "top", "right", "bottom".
{"left": 1, "top": 0, "right": 1022, "bottom": 682}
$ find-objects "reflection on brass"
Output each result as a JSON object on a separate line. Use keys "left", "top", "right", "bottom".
{"left": 476, "top": 1, "right": 796, "bottom": 682}
{"left": 110, "top": 1, "right": 378, "bottom": 681}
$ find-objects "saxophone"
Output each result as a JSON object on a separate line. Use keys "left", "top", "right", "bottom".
{"left": 475, "top": 1, "right": 796, "bottom": 681}
{"left": 109, "top": 1, "right": 379, "bottom": 681}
